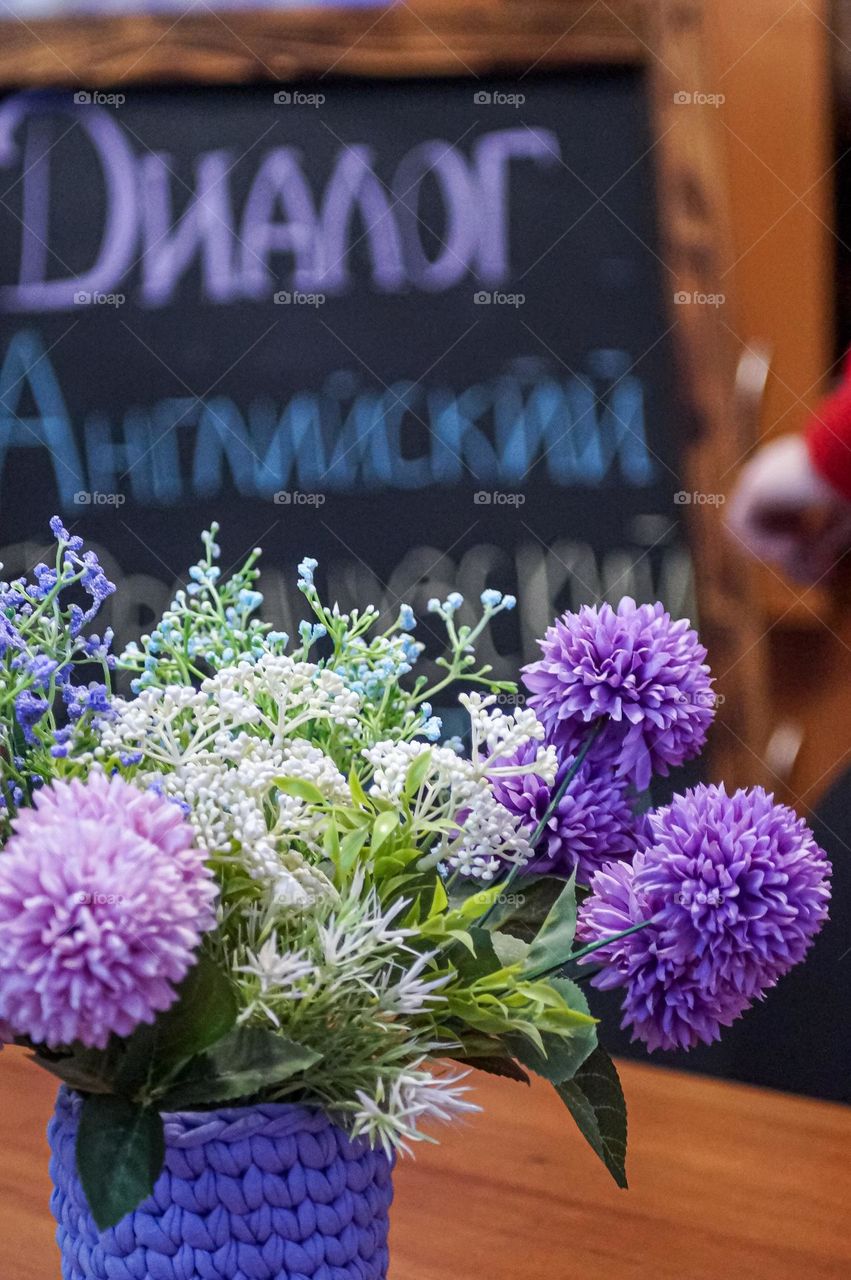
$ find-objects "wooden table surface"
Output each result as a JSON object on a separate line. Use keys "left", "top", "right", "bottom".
{"left": 3, "top": 1046, "right": 850, "bottom": 1280}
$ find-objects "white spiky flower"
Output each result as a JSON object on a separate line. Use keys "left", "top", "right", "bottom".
{"left": 234, "top": 939, "right": 316, "bottom": 1027}
{"left": 351, "top": 1063, "right": 480, "bottom": 1157}
{"left": 378, "top": 951, "right": 448, "bottom": 1015}
{"left": 317, "top": 875, "right": 413, "bottom": 970}
{"left": 236, "top": 937, "right": 315, "bottom": 994}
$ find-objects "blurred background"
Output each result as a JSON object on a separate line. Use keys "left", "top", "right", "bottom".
{"left": 0, "top": 0, "right": 847, "bottom": 1099}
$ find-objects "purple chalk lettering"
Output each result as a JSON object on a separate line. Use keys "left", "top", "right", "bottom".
{"left": 311, "top": 145, "right": 405, "bottom": 292}
{"left": 139, "top": 150, "right": 239, "bottom": 306}
{"left": 392, "top": 141, "right": 478, "bottom": 292}
{"left": 0, "top": 96, "right": 138, "bottom": 312}
{"left": 239, "top": 148, "right": 322, "bottom": 296}
{"left": 473, "top": 127, "right": 560, "bottom": 283}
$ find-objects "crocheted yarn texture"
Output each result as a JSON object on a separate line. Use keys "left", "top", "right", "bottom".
{"left": 49, "top": 1087, "right": 394, "bottom": 1280}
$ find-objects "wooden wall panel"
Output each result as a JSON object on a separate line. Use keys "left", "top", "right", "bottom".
{"left": 701, "top": 1, "right": 847, "bottom": 805}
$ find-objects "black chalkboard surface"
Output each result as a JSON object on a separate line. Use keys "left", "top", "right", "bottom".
{"left": 0, "top": 72, "right": 693, "bottom": 676}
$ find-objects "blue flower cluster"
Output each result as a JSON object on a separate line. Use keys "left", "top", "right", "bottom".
{"left": 332, "top": 629, "right": 426, "bottom": 703}
{"left": 0, "top": 518, "right": 116, "bottom": 807}
{"left": 427, "top": 588, "right": 517, "bottom": 621}
{"left": 124, "top": 527, "right": 288, "bottom": 691}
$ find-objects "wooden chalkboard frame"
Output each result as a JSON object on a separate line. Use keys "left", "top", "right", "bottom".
{"left": 0, "top": 0, "right": 769, "bottom": 785}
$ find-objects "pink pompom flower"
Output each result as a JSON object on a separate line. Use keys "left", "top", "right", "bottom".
{"left": 0, "top": 773, "right": 217, "bottom": 1049}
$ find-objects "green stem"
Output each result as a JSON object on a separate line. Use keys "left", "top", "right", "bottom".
{"left": 566, "top": 919, "right": 652, "bottom": 964}
{"left": 479, "top": 719, "right": 605, "bottom": 927}
{"left": 445, "top": 868, "right": 462, "bottom": 893}
{"left": 525, "top": 919, "right": 653, "bottom": 982}
{"left": 527, "top": 719, "right": 605, "bottom": 849}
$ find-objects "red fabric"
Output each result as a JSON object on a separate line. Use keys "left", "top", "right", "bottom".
{"left": 805, "top": 366, "right": 851, "bottom": 501}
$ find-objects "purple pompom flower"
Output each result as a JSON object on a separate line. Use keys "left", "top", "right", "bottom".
{"left": 522, "top": 599, "right": 715, "bottom": 790}
{"left": 491, "top": 742, "right": 638, "bottom": 882}
{"left": 577, "top": 784, "right": 831, "bottom": 1051}
{"left": 0, "top": 773, "right": 218, "bottom": 1049}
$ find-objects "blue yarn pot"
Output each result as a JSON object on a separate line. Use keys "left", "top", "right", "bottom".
{"left": 48, "top": 1086, "right": 394, "bottom": 1280}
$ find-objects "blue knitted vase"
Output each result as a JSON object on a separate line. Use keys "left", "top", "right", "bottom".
{"left": 48, "top": 1087, "right": 394, "bottom": 1280}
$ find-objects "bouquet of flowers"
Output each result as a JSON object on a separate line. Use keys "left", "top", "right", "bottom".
{"left": 0, "top": 519, "right": 831, "bottom": 1241}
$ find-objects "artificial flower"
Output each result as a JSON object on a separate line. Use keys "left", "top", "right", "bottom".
{"left": 577, "top": 784, "right": 831, "bottom": 1050}
{"left": 0, "top": 773, "right": 217, "bottom": 1048}
{"left": 491, "top": 741, "right": 638, "bottom": 881}
{"left": 523, "top": 598, "right": 714, "bottom": 789}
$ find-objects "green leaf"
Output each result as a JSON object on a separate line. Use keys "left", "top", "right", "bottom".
{"left": 160, "top": 1027, "right": 321, "bottom": 1110}
{"left": 454, "top": 1054, "right": 531, "bottom": 1085}
{"left": 443, "top": 928, "right": 476, "bottom": 955}
{"left": 490, "top": 930, "right": 530, "bottom": 968}
{"left": 522, "top": 874, "right": 577, "bottom": 977}
{"left": 506, "top": 977, "right": 597, "bottom": 1084}
{"left": 348, "top": 766, "right": 369, "bottom": 808}
{"left": 323, "top": 820, "right": 340, "bottom": 863}
{"left": 449, "top": 927, "right": 502, "bottom": 982}
{"left": 446, "top": 992, "right": 520, "bottom": 1037}
{"left": 428, "top": 875, "right": 448, "bottom": 918}
{"left": 374, "top": 847, "right": 419, "bottom": 880}
{"left": 31, "top": 1045, "right": 120, "bottom": 1096}
{"left": 454, "top": 883, "right": 504, "bottom": 923}
{"left": 403, "top": 749, "right": 432, "bottom": 799}
{"left": 485, "top": 875, "right": 565, "bottom": 942}
{"left": 556, "top": 1047, "right": 628, "bottom": 1189}
{"left": 370, "top": 810, "right": 399, "bottom": 855}
{"left": 338, "top": 825, "right": 369, "bottom": 874}
{"left": 275, "top": 775, "right": 326, "bottom": 806}
{"left": 76, "top": 1095, "right": 165, "bottom": 1229}
{"left": 117, "top": 954, "right": 238, "bottom": 1097}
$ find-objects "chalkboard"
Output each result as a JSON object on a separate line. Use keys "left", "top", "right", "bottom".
{"left": 0, "top": 0, "right": 769, "bottom": 778}
{"left": 0, "top": 72, "right": 693, "bottom": 678}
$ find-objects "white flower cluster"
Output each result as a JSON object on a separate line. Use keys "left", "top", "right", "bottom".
{"left": 98, "top": 684, "right": 210, "bottom": 771}
{"left": 165, "top": 736, "right": 347, "bottom": 900}
{"left": 97, "top": 656, "right": 359, "bottom": 902}
{"left": 207, "top": 656, "right": 361, "bottom": 739}
{"left": 364, "top": 739, "right": 462, "bottom": 801}
{"left": 462, "top": 691, "right": 551, "bottom": 771}
{"left": 363, "top": 694, "right": 556, "bottom": 880}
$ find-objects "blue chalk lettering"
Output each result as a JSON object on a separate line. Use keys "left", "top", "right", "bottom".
{"left": 0, "top": 329, "right": 85, "bottom": 507}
